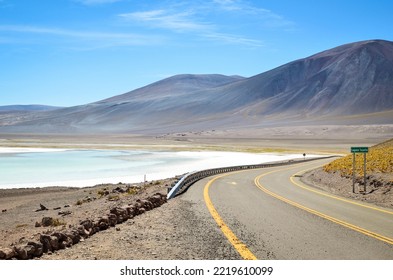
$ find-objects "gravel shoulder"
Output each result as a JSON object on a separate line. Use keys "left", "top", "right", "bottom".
{"left": 301, "top": 168, "right": 393, "bottom": 209}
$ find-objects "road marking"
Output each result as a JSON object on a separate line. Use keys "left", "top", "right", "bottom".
{"left": 204, "top": 172, "right": 257, "bottom": 260}
{"left": 290, "top": 167, "right": 393, "bottom": 215}
{"left": 254, "top": 169, "right": 393, "bottom": 245}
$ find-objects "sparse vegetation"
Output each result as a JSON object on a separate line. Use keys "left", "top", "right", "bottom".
{"left": 107, "top": 194, "right": 120, "bottom": 201}
{"left": 76, "top": 196, "right": 94, "bottom": 205}
{"left": 16, "top": 224, "right": 28, "bottom": 228}
{"left": 126, "top": 187, "right": 138, "bottom": 195}
{"left": 76, "top": 199, "right": 83, "bottom": 206}
{"left": 324, "top": 138, "right": 393, "bottom": 177}
{"left": 97, "top": 188, "right": 109, "bottom": 198}
{"left": 52, "top": 218, "right": 66, "bottom": 227}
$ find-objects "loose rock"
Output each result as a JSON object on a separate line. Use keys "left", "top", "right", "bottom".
{"left": 41, "top": 217, "right": 54, "bottom": 227}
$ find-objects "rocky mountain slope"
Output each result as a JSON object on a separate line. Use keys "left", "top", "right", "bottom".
{"left": 0, "top": 105, "right": 62, "bottom": 112}
{"left": 1, "top": 40, "right": 392, "bottom": 134}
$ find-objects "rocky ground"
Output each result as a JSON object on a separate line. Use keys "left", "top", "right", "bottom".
{"left": 301, "top": 168, "right": 393, "bottom": 209}
{"left": 0, "top": 177, "right": 238, "bottom": 260}
{"left": 0, "top": 179, "right": 174, "bottom": 260}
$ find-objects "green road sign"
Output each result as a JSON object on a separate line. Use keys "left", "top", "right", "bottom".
{"left": 351, "top": 147, "right": 368, "bottom": 153}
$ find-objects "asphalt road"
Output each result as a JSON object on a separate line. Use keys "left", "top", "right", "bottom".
{"left": 184, "top": 158, "right": 393, "bottom": 259}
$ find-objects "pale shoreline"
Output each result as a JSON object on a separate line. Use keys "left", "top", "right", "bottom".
{"left": 0, "top": 147, "right": 69, "bottom": 154}
{"left": 0, "top": 147, "right": 322, "bottom": 189}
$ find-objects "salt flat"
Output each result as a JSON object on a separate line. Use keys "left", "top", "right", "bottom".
{"left": 0, "top": 148, "right": 320, "bottom": 189}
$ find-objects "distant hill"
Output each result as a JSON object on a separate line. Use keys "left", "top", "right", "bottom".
{"left": 0, "top": 105, "right": 62, "bottom": 112}
{"left": 100, "top": 74, "right": 245, "bottom": 104}
{"left": 0, "top": 39, "right": 392, "bottom": 134}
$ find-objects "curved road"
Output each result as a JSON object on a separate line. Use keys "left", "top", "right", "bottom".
{"left": 183, "top": 158, "right": 393, "bottom": 259}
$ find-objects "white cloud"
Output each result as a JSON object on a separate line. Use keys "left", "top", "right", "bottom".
{"left": 120, "top": 10, "right": 214, "bottom": 33}
{"left": 212, "top": 0, "right": 242, "bottom": 11}
{"left": 118, "top": 1, "right": 292, "bottom": 47}
{"left": 212, "top": 0, "right": 295, "bottom": 29}
{"left": 203, "top": 32, "right": 264, "bottom": 47}
{"left": 257, "top": 9, "right": 295, "bottom": 29}
{"left": 0, "top": 25, "right": 164, "bottom": 48}
{"left": 119, "top": 8, "right": 263, "bottom": 47}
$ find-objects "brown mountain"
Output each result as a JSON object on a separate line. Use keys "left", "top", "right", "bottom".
{"left": 1, "top": 40, "right": 392, "bottom": 134}
{"left": 229, "top": 39, "right": 393, "bottom": 116}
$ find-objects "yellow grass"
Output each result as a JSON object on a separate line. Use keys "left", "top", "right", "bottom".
{"left": 323, "top": 139, "right": 393, "bottom": 177}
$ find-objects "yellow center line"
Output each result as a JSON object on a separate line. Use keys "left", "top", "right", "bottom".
{"left": 290, "top": 165, "right": 393, "bottom": 215}
{"left": 203, "top": 171, "right": 257, "bottom": 260}
{"left": 254, "top": 168, "right": 393, "bottom": 245}
{"left": 203, "top": 161, "right": 325, "bottom": 259}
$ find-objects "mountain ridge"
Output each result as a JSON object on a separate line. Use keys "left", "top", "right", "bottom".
{"left": 0, "top": 105, "right": 62, "bottom": 112}
{"left": 1, "top": 39, "right": 392, "bottom": 134}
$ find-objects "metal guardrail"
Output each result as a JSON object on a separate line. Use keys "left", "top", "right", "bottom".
{"left": 167, "top": 156, "right": 333, "bottom": 199}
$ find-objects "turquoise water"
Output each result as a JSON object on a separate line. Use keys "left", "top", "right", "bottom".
{"left": 0, "top": 150, "right": 195, "bottom": 188}
{"left": 0, "top": 149, "right": 305, "bottom": 188}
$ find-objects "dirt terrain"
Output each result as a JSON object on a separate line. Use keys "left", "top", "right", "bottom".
{"left": 301, "top": 168, "right": 393, "bottom": 209}
{"left": 0, "top": 177, "right": 239, "bottom": 260}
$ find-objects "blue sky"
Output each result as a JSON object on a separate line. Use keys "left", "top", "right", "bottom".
{"left": 1, "top": 0, "right": 392, "bottom": 106}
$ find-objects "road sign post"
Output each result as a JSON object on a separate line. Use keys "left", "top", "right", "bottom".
{"left": 363, "top": 153, "right": 367, "bottom": 193}
{"left": 352, "top": 152, "right": 356, "bottom": 193}
{"left": 350, "top": 147, "right": 368, "bottom": 193}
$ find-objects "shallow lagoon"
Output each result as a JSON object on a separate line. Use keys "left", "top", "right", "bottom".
{"left": 0, "top": 148, "right": 309, "bottom": 189}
